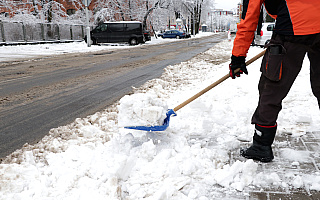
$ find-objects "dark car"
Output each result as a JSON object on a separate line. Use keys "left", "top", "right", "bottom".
{"left": 85, "top": 21, "right": 145, "bottom": 45}
{"left": 143, "top": 30, "right": 151, "bottom": 41}
{"left": 159, "top": 30, "right": 186, "bottom": 39}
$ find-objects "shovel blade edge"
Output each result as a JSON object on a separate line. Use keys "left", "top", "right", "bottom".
{"left": 124, "top": 109, "right": 176, "bottom": 132}
{"left": 124, "top": 124, "right": 169, "bottom": 132}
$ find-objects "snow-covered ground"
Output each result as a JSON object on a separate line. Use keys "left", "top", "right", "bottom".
{"left": 1, "top": 33, "right": 320, "bottom": 199}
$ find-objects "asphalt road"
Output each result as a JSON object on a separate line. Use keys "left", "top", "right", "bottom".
{"left": 0, "top": 33, "right": 227, "bottom": 160}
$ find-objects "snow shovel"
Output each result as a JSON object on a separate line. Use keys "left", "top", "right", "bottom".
{"left": 125, "top": 49, "right": 267, "bottom": 131}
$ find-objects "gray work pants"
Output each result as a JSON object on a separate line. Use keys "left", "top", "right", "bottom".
{"left": 252, "top": 33, "right": 320, "bottom": 126}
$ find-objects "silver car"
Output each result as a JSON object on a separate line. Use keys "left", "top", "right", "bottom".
{"left": 254, "top": 22, "right": 275, "bottom": 47}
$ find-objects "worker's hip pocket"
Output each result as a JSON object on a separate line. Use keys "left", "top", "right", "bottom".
{"left": 261, "top": 44, "right": 286, "bottom": 81}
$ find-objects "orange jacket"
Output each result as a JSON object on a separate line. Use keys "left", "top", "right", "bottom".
{"left": 232, "top": 0, "right": 320, "bottom": 57}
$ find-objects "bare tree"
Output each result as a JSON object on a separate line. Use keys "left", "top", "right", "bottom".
{"left": 0, "top": 0, "right": 213, "bottom": 35}
{"left": 181, "top": 0, "right": 206, "bottom": 34}
{"left": 93, "top": 0, "right": 130, "bottom": 24}
{"left": 142, "top": 0, "right": 170, "bottom": 31}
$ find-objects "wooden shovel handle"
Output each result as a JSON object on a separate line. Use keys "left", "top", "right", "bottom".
{"left": 173, "top": 49, "right": 267, "bottom": 112}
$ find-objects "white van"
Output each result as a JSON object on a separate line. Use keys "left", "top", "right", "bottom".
{"left": 254, "top": 22, "right": 275, "bottom": 47}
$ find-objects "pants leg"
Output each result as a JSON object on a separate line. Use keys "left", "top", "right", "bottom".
{"left": 308, "top": 48, "right": 320, "bottom": 108}
{"left": 252, "top": 37, "right": 307, "bottom": 126}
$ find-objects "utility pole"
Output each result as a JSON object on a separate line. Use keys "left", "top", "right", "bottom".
{"left": 210, "top": 12, "right": 213, "bottom": 32}
{"left": 193, "top": 13, "right": 195, "bottom": 36}
{"left": 84, "top": 0, "right": 91, "bottom": 47}
{"left": 239, "top": 0, "right": 243, "bottom": 21}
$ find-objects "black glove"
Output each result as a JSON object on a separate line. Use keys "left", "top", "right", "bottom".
{"left": 229, "top": 55, "right": 248, "bottom": 79}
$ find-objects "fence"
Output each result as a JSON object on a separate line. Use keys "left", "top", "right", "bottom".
{"left": 0, "top": 21, "right": 87, "bottom": 45}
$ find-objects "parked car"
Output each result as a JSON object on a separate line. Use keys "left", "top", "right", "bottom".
{"left": 157, "top": 32, "right": 164, "bottom": 37}
{"left": 159, "top": 30, "right": 186, "bottom": 39}
{"left": 143, "top": 30, "right": 151, "bottom": 41}
{"left": 254, "top": 22, "right": 275, "bottom": 47}
{"left": 84, "top": 21, "right": 145, "bottom": 45}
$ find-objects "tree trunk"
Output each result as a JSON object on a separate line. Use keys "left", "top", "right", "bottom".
{"left": 143, "top": 1, "right": 158, "bottom": 31}
{"left": 114, "top": 0, "right": 125, "bottom": 21}
{"left": 47, "top": 0, "right": 53, "bottom": 23}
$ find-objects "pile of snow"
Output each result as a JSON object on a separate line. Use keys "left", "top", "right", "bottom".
{"left": 118, "top": 93, "right": 168, "bottom": 127}
{"left": 1, "top": 35, "right": 320, "bottom": 199}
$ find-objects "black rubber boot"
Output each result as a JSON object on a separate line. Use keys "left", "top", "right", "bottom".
{"left": 240, "top": 124, "right": 277, "bottom": 162}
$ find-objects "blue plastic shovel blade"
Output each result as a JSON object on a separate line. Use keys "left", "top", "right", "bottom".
{"left": 124, "top": 109, "right": 177, "bottom": 131}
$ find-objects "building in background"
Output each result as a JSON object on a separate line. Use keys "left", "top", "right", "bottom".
{"left": 0, "top": 0, "right": 37, "bottom": 17}
{"left": 0, "top": 0, "right": 95, "bottom": 21}
{"left": 207, "top": 9, "right": 238, "bottom": 32}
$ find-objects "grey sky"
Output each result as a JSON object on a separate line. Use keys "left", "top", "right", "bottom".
{"left": 215, "top": 0, "right": 240, "bottom": 10}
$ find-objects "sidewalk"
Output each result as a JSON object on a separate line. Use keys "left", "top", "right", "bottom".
{"left": 233, "top": 131, "right": 320, "bottom": 199}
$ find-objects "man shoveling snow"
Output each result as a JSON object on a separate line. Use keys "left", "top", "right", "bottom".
{"left": 229, "top": 0, "right": 320, "bottom": 162}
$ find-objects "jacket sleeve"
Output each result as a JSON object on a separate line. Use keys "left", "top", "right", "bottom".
{"left": 232, "top": 0, "right": 264, "bottom": 57}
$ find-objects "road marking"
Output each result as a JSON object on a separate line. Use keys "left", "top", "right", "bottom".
{"left": 0, "top": 75, "right": 33, "bottom": 84}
